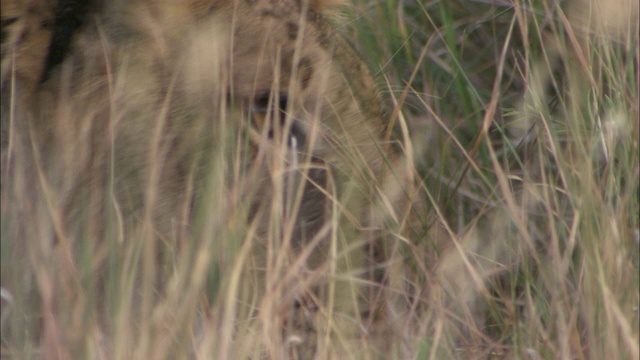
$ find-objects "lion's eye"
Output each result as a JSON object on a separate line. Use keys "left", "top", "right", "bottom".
{"left": 251, "top": 92, "right": 305, "bottom": 148}
{"left": 252, "top": 92, "right": 273, "bottom": 113}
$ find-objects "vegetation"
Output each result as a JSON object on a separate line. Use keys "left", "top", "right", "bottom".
{"left": 349, "top": 0, "right": 639, "bottom": 357}
{"left": 1, "top": 0, "right": 638, "bottom": 358}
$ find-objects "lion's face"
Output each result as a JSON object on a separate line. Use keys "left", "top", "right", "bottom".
{"left": 1, "top": 0, "right": 390, "bottom": 356}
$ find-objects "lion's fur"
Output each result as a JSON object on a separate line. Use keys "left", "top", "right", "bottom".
{"left": 1, "top": 0, "right": 396, "bottom": 357}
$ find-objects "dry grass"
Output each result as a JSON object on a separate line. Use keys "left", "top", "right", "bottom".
{"left": 350, "top": 0, "right": 639, "bottom": 358}
{"left": 1, "top": 0, "right": 639, "bottom": 359}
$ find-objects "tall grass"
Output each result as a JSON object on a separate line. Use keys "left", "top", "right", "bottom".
{"left": 1, "top": 0, "right": 638, "bottom": 359}
{"left": 351, "top": 0, "right": 639, "bottom": 358}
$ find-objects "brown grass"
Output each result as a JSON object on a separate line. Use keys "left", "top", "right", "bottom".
{"left": 1, "top": 0, "right": 638, "bottom": 359}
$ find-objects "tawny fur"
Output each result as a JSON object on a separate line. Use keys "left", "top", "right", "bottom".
{"left": 1, "top": 0, "right": 395, "bottom": 357}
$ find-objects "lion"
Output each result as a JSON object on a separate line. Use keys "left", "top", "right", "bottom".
{"left": 1, "top": 0, "right": 399, "bottom": 357}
